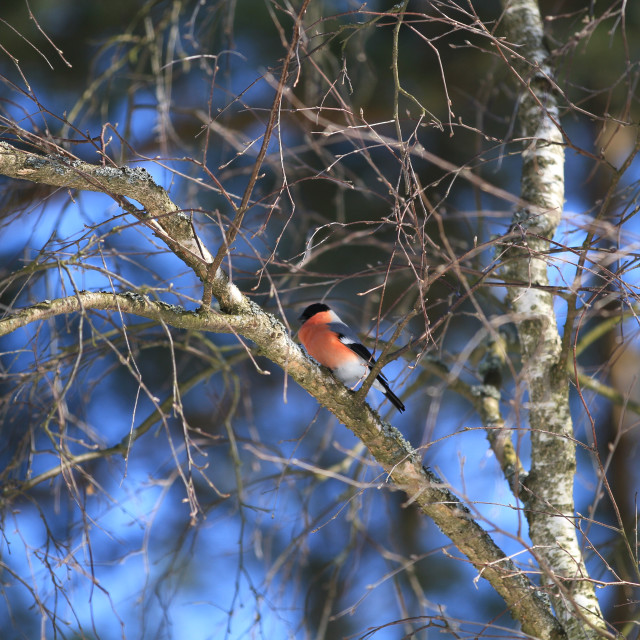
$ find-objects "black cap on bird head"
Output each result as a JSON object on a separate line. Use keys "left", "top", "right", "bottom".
{"left": 299, "top": 303, "right": 330, "bottom": 323}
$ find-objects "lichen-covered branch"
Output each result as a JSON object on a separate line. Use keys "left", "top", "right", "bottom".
{"left": 0, "top": 140, "right": 566, "bottom": 638}
{"left": 0, "top": 291, "right": 244, "bottom": 337}
{"left": 0, "top": 141, "right": 246, "bottom": 313}
{"left": 499, "top": 0, "right": 606, "bottom": 636}
{"left": 0, "top": 290, "right": 565, "bottom": 639}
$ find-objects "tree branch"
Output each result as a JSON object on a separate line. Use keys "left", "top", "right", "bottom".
{"left": 0, "top": 139, "right": 567, "bottom": 638}
{"left": 0, "top": 287, "right": 564, "bottom": 639}
{"left": 0, "top": 141, "right": 246, "bottom": 313}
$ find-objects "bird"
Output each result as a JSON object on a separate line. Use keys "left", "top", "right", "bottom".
{"left": 298, "top": 303, "right": 405, "bottom": 412}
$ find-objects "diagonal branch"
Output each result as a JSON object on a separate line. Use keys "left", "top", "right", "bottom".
{"left": 0, "top": 286, "right": 565, "bottom": 640}
{"left": 0, "top": 141, "right": 246, "bottom": 313}
{"left": 0, "top": 136, "right": 566, "bottom": 638}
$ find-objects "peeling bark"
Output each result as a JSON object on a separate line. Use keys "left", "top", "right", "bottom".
{"left": 500, "top": 1, "right": 606, "bottom": 637}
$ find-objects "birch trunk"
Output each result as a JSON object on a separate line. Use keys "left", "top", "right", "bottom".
{"left": 500, "top": 1, "right": 606, "bottom": 637}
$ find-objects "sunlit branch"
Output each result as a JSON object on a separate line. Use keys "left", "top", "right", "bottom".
{"left": 0, "top": 290, "right": 564, "bottom": 637}
{"left": 0, "top": 291, "right": 247, "bottom": 338}
{"left": 0, "top": 140, "right": 246, "bottom": 313}
{"left": 0, "top": 114, "right": 567, "bottom": 638}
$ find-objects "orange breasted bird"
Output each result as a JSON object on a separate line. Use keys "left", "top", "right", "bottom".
{"left": 298, "top": 303, "right": 405, "bottom": 412}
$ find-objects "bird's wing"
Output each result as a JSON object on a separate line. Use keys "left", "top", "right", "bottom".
{"left": 329, "top": 322, "right": 390, "bottom": 381}
{"left": 327, "top": 321, "right": 359, "bottom": 344}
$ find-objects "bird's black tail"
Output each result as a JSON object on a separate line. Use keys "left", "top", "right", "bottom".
{"left": 377, "top": 375, "right": 405, "bottom": 412}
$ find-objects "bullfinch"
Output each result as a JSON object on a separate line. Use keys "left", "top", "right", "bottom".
{"left": 298, "top": 303, "right": 405, "bottom": 412}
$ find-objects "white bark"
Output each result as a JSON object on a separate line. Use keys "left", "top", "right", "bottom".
{"left": 500, "top": 1, "right": 606, "bottom": 637}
